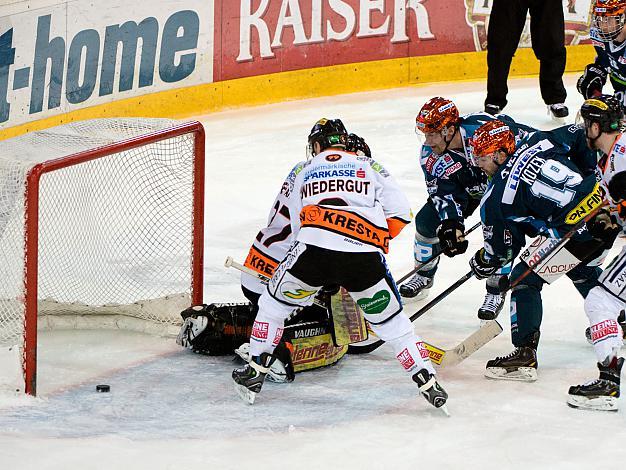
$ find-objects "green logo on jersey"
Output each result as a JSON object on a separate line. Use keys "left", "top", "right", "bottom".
{"left": 357, "top": 290, "right": 391, "bottom": 314}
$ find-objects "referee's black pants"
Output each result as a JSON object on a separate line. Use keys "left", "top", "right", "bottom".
{"left": 486, "top": 0, "right": 567, "bottom": 109}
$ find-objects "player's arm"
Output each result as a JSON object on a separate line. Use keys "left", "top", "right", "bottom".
{"left": 370, "top": 158, "right": 411, "bottom": 238}
{"left": 577, "top": 37, "right": 609, "bottom": 99}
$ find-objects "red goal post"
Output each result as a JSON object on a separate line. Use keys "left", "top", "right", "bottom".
{"left": 0, "top": 118, "right": 205, "bottom": 396}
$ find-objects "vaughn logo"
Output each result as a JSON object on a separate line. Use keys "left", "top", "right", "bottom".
{"left": 0, "top": 7, "right": 201, "bottom": 124}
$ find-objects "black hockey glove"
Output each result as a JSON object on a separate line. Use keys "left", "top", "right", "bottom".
{"left": 608, "top": 171, "right": 626, "bottom": 203}
{"left": 345, "top": 133, "right": 371, "bottom": 157}
{"left": 588, "top": 208, "right": 621, "bottom": 247}
{"left": 437, "top": 219, "right": 469, "bottom": 257}
{"left": 469, "top": 248, "right": 500, "bottom": 279}
{"left": 576, "top": 64, "right": 607, "bottom": 99}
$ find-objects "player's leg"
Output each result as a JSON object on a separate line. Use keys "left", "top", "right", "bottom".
{"left": 232, "top": 242, "right": 325, "bottom": 403}
{"left": 569, "top": 247, "right": 626, "bottom": 411}
{"left": 400, "top": 201, "right": 440, "bottom": 300}
{"left": 342, "top": 251, "right": 448, "bottom": 410}
{"left": 529, "top": 0, "right": 567, "bottom": 116}
{"left": 485, "top": 0, "right": 528, "bottom": 112}
{"left": 485, "top": 263, "right": 543, "bottom": 381}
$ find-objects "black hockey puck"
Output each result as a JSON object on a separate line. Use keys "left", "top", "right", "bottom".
{"left": 96, "top": 384, "right": 110, "bottom": 393}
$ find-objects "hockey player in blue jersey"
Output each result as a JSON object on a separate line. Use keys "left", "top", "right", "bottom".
{"left": 469, "top": 120, "right": 606, "bottom": 381}
{"left": 577, "top": 0, "right": 626, "bottom": 106}
{"left": 400, "top": 97, "right": 537, "bottom": 321}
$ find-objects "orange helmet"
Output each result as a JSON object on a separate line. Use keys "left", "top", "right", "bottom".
{"left": 470, "top": 120, "right": 515, "bottom": 160}
{"left": 593, "top": 0, "right": 626, "bottom": 40}
{"left": 415, "top": 97, "right": 459, "bottom": 134}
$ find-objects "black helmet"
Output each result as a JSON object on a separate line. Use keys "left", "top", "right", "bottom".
{"left": 579, "top": 95, "right": 623, "bottom": 132}
{"left": 307, "top": 118, "right": 348, "bottom": 156}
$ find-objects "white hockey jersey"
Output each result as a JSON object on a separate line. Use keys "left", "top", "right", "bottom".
{"left": 242, "top": 161, "right": 306, "bottom": 294}
{"left": 599, "top": 132, "right": 626, "bottom": 230}
{"left": 289, "top": 149, "right": 411, "bottom": 253}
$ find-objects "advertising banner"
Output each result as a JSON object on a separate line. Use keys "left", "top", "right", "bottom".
{"left": 216, "top": 0, "right": 593, "bottom": 82}
{"left": 0, "top": 0, "right": 213, "bottom": 129}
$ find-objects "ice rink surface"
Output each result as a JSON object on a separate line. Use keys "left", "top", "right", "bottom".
{"left": 1, "top": 75, "right": 626, "bottom": 469}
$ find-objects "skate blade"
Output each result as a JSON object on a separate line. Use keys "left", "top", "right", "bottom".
{"left": 484, "top": 367, "right": 537, "bottom": 382}
{"left": 438, "top": 404, "right": 451, "bottom": 417}
{"left": 567, "top": 395, "right": 618, "bottom": 412}
{"left": 234, "top": 382, "right": 257, "bottom": 405}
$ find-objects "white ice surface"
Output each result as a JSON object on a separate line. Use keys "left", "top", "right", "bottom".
{"left": 1, "top": 75, "right": 626, "bottom": 469}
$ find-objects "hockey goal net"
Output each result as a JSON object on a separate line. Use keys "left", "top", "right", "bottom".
{"left": 0, "top": 118, "right": 205, "bottom": 395}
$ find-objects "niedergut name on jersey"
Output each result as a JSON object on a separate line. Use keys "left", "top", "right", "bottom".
{"left": 300, "top": 180, "right": 371, "bottom": 197}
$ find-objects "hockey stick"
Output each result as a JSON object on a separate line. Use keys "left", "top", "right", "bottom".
{"left": 396, "top": 221, "right": 481, "bottom": 285}
{"left": 225, "top": 256, "right": 329, "bottom": 311}
{"left": 225, "top": 255, "right": 469, "bottom": 356}
{"left": 347, "top": 270, "right": 476, "bottom": 354}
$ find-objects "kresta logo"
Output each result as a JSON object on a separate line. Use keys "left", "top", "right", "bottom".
{"left": 357, "top": 290, "right": 391, "bottom": 314}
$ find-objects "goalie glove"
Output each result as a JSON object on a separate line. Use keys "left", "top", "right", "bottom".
{"left": 577, "top": 64, "right": 607, "bottom": 99}
{"left": 437, "top": 219, "right": 469, "bottom": 257}
{"left": 177, "top": 314, "right": 209, "bottom": 349}
{"left": 469, "top": 248, "right": 500, "bottom": 279}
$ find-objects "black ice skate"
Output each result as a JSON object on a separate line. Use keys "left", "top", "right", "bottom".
{"left": 485, "top": 346, "right": 538, "bottom": 382}
{"left": 400, "top": 273, "right": 433, "bottom": 300}
{"left": 567, "top": 357, "right": 624, "bottom": 412}
{"left": 477, "top": 293, "right": 505, "bottom": 321}
{"left": 548, "top": 103, "right": 569, "bottom": 120}
{"left": 412, "top": 368, "right": 449, "bottom": 416}
{"left": 232, "top": 353, "right": 276, "bottom": 404}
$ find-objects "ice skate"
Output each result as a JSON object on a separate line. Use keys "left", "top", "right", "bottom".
{"left": 548, "top": 103, "right": 569, "bottom": 121}
{"left": 567, "top": 357, "right": 623, "bottom": 412}
{"left": 234, "top": 342, "right": 294, "bottom": 383}
{"left": 400, "top": 273, "right": 433, "bottom": 300}
{"left": 477, "top": 293, "right": 505, "bottom": 321}
{"left": 232, "top": 353, "right": 275, "bottom": 404}
{"left": 485, "top": 346, "right": 538, "bottom": 381}
{"left": 412, "top": 368, "right": 449, "bottom": 415}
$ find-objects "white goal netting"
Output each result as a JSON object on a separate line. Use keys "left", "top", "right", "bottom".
{"left": 0, "top": 118, "right": 203, "bottom": 354}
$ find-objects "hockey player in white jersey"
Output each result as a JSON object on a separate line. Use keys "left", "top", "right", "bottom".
{"left": 570, "top": 95, "right": 626, "bottom": 411}
{"left": 178, "top": 134, "right": 372, "bottom": 379}
{"left": 232, "top": 118, "right": 448, "bottom": 411}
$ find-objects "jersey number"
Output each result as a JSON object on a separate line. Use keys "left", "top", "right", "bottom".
{"left": 530, "top": 161, "right": 583, "bottom": 208}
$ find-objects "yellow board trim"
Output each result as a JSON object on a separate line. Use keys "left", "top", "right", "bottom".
{"left": 0, "top": 45, "right": 595, "bottom": 141}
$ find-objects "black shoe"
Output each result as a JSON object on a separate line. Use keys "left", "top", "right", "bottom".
{"left": 485, "top": 346, "right": 538, "bottom": 381}
{"left": 477, "top": 293, "right": 505, "bottom": 321}
{"left": 548, "top": 103, "right": 569, "bottom": 119}
{"left": 232, "top": 353, "right": 275, "bottom": 404}
{"left": 412, "top": 368, "right": 449, "bottom": 412}
{"left": 567, "top": 357, "right": 624, "bottom": 411}
{"left": 484, "top": 104, "right": 502, "bottom": 115}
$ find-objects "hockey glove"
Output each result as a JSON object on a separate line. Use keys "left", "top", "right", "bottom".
{"left": 576, "top": 64, "right": 607, "bottom": 99}
{"left": 608, "top": 171, "right": 626, "bottom": 203}
{"left": 588, "top": 208, "right": 621, "bottom": 247}
{"left": 437, "top": 219, "right": 469, "bottom": 257}
{"left": 469, "top": 248, "right": 500, "bottom": 279}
